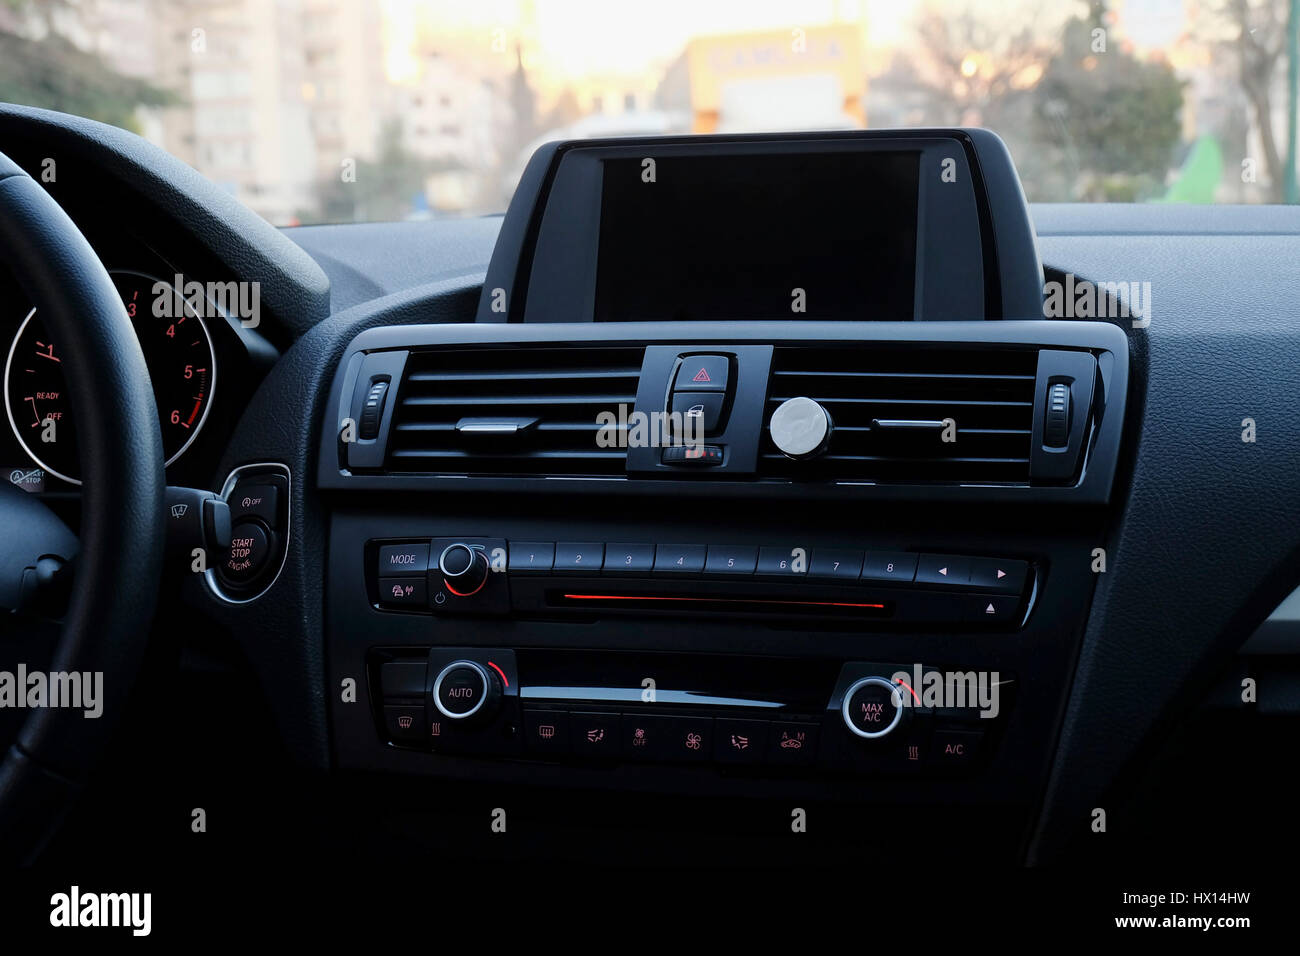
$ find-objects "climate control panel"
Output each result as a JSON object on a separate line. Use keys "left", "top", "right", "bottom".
{"left": 372, "top": 649, "right": 1006, "bottom": 777}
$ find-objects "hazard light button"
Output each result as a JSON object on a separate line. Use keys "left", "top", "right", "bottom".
{"left": 674, "top": 355, "right": 729, "bottom": 392}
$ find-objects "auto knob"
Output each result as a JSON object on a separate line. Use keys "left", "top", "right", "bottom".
{"left": 432, "top": 660, "right": 501, "bottom": 723}
{"left": 841, "top": 676, "right": 910, "bottom": 740}
{"left": 438, "top": 542, "right": 489, "bottom": 596}
{"left": 769, "top": 396, "right": 832, "bottom": 459}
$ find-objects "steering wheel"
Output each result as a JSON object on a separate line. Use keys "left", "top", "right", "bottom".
{"left": 0, "top": 151, "right": 164, "bottom": 862}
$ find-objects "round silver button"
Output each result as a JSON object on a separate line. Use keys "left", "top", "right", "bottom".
{"left": 841, "top": 677, "right": 905, "bottom": 739}
{"left": 769, "top": 397, "right": 831, "bottom": 459}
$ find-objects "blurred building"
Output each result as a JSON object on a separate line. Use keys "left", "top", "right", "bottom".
{"left": 392, "top": 52, "right": 510, "bottom": 212}
{"left": 657, "top": 24, "right": 867, "bottom": 133}
{"left": 301, "top": 0, "right": 387, "bottom": 181}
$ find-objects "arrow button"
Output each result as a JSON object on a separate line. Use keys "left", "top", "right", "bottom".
{"left": 969, "top": 558, "right": 1028, "bottom": 594}
{"left": 916, "top": 555, "right": 971, "bottom": 586}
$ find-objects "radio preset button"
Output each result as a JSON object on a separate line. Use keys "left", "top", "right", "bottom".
{"left": 810, "top": 549, "right": 864, "bottom": 580}
{"left": 653, "top": 544, "right": 707, "bottom": 574}
{"left": 603, "top": 544, "right": 655, "bottom": 574}
{"left": 756, "top": 546, "right": 809, "bottom": 577}
{"left": 704, "top": 545, "right": 758, "bottom": 575}
{"left": 508, "top": 541, "right": 554, "bottom": 573}
{"left": 554, "top": 542, "right": 605, "bottom": 574}
{"left": 861, "top": 551, "right": 917, "bottom": 584}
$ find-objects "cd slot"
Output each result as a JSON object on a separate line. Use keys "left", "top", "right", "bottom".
{"left": 507, "top": 575, "right": 1018, "bottom": 626}
{"left": 547, "top": 588, "right": 893, "bottom": 618}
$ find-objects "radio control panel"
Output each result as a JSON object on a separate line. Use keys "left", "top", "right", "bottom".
{"left": 366, "top": 536, "right": 1034, "bottom": 628}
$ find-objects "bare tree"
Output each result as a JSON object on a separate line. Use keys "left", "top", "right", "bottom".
{"left": 1214, "top": 0, "right": 1289, "bottom": 201}
{"left": 911, "top": 2, "right": 1052, "bottom": 126}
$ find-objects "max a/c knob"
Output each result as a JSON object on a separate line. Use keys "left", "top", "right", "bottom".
{"left": 842, "top": 677, "right": 908, "bottom": 739}
{"left": 438, "top": 543, "right": 489, "bottom": 596}
{"left": 769, "top": 397, "right": 832, "bottom": 459}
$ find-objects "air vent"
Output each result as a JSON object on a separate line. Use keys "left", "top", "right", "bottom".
{"left": 386, "top": 347, "right": 642, "bottom": 476}
{"left": 761, "top": 346, "right": 1039, "bottom": 484}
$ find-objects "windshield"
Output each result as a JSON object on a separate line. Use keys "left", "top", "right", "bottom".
{"left": 1, "top": 0, "right": 1296, "bottom": 224}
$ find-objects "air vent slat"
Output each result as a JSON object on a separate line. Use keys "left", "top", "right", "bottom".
{"left": 408, "top": 368, "right": 639, "bottom": 384}
{"left": 762, "top": 346, "right": 1040, "bottom": 485}
{"left": 401, "top": 394, "right": 637, "bottom": 407}
{"left": 385, "top": 347, "right": 643, "bottom": 477}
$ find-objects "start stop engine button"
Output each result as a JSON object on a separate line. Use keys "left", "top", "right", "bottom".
{"left": 223, "top": 522, "right": 270, "bottom": 581}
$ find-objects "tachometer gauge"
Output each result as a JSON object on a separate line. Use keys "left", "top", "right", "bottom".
{"left": 4, "top": 270, "right": 217, "bottom": 485}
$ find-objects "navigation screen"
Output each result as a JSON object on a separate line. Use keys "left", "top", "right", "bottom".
{"left": 593, "top": 150, "right": 920, "bottom": 322}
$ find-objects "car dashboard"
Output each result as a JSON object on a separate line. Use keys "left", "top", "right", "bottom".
{"left": 2, "top": 104, "right": 1298, "bottom": 920}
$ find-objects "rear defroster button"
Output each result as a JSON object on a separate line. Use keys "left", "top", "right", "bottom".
{"left": 223, "top": 522, "right": 270, "bottom": 581}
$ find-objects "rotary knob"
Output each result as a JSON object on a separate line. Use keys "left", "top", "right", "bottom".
{"left": 432, "top": 660, "right": 501, "bottom": 723}
{"left": 438, "top": 543, "right": 489, "bottom": 596}
{"left": 841, "top": 677, "right": 909, "bottom": 739}
{"left": 769, "top": 396, "right": 832, "bottom": 459}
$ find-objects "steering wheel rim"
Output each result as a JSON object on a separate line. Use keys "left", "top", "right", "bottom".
{"left": 0, "top": 150, "right": 164, "bottom": 862}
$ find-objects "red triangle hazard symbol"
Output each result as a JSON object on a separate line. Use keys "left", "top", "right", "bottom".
{"left": 692, "top": 367, "right": 711, "bottom": 383}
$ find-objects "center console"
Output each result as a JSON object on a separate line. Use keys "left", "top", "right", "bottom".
{"left": 315, "top": 130, "right": 1131, "bottom": 853}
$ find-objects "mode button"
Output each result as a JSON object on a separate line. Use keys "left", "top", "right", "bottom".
{"left": 378, "top": 542, "right": 429, "bottom": 576}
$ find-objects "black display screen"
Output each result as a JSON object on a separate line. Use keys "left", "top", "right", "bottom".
{"left": 593, "top": 150, "right": 920, "bottom": 322}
